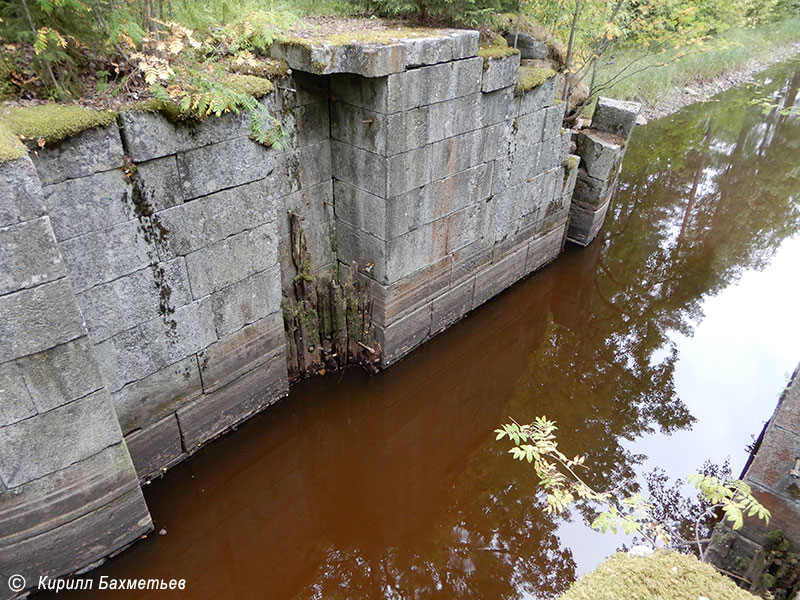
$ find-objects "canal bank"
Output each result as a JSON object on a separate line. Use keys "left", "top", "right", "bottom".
{"left": 1, "top": 29, "right": 642, "bottom": 594}
{"left": 31, "top": 55, "right": 800, "bottom": 599}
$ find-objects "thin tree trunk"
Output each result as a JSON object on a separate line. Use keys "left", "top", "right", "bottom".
{"left": 513, "top": 0, "right": 524, "bottom": 49}
{"left": 562, "top": 0, "right": 583, "bottom": 102}
{"left": 20, "top": 0, "right": 62, "bottom": 96}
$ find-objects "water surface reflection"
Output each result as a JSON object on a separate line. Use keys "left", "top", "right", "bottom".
{"left": 57, "top": 58, "right": 800, "bottom": 599}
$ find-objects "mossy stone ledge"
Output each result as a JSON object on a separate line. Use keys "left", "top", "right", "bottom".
{"left": 0, "top": 104, "right": 117, "bottom": 163}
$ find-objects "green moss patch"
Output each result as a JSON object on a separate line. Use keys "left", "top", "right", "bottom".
{"left": 559, "top": 551, "right": 760, "bottom": 600}
{"left": 0, "top": 104, "right": 117, "bottom": 161}
{"left": 478, "top": 41, "right": 520, "bottom": 68}
{"left": 0, "top": 120, "right": 27, "bottom": 163}
{"left": 228, "top": 74, "right": 275, "bottom": 98}
{"left": 283, "top": 26, "right": 448, "bottom": 47}
{"left": 515, "top": 65, "right": 556, "bottom": 95}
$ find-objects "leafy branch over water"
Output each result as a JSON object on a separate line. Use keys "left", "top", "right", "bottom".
{"left": 495, "top": 417, "right": 770, "bottom": 558}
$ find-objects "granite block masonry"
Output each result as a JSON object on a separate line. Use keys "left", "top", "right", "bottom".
{"left": 568, "top": 96, "right": 641, "bottom": 246}
{"left": 0, "top": 29, "right": 637, "bottom": 591}
{"left": 705, "top": 363, "right": 800, "bottom": 597}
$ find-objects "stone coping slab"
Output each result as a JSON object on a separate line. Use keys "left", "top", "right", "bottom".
{"left": 270, "top": 29, "right": 479, "bottom": 77}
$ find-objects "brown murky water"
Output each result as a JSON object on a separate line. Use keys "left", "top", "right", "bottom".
{"left": 55, "top": 59, "right": 800, "bottom": 599}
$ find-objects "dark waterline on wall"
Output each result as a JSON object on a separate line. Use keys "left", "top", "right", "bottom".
{"left": 52, "top": 58, "right": 800, "bottom": 599}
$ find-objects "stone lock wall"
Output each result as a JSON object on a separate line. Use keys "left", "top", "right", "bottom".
{"left": 706, "top": 364, "right": 800, "bottom": 596}
{"left": 0, "top": 30, "right": 639, "bottom": 592}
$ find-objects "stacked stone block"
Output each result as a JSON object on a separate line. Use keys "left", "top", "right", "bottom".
{"left": 330, "top": 50, "right": 571, "bottom": 366}
{"left": 0, "top": 155, "right": 151, "bottom": 593}
{"left": 568, "top": 96, "right": 641, "bottom": 246}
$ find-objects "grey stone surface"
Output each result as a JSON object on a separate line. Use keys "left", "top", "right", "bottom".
{"left": 0, "top": 442, "right": 140, "bottom": 544}
{"left": 157, "top": 179, "right": 276, "bottom": 258}
{"left": 111, "top": 355, "right": 202, "bottom": 435}
{"left": 403, "top": 36, "right": 455, "bottom": 67}
{"left": 473, "top": 245, "right": 526, "bottom": 308}
{"left": 124, "top": 414, "right": 185, "bottom": 481}
{"left": 542, "top": 102, "right": 566, "bottom": 141}
{"left": 119, "top": 109, "right": 250, "bottom": 162}
{"left": 482, "top": 87, "right": 516, "bottom": 126}
{"left": 331, "top": 140, "right": 387, "bottom": 198}
{"left": 388, "top": 128, "right": 488, "bottom": 196}
{"left": 199, "top": 312, "right": 285, "bottom": 393}
{"left": 15, "top": 336, "right": 105, "bottom": 413}
{"left": 386, "top": 163, "right": 491, "bottom": 239}
{"left": 0, "top": 216, "right": 65, "bottom": 296}
{"left": 387, "top": 57, "right": 483, "bottom": 114}
{"left": 2, "top": 487, "right": 151, "bottom": 590}
{"left": 211, "top": 265, "right": 282, "bottom": 338}
{"left": 0, "top": 155, "right": 45, "bottom": 228}
{"left": 0, "top": 389, "right": 122, "bottom": 488}
{"left": 591, "top": 96, "right": 642, "bottom": 141}
{"left": 450, "top": 241, "right": 493, "bottom": 287}
{"left": 380, "top": 301, "right": 432, "bottom": 366}
{"left": 42, "top": 169, "right": 136, "bottom": 241}
{"left": 270, "top": 39, "right": 405, "bottom": 78}
{"left": 178, "top": 353, "right": 287, "bottom": 450}
{"left": 294, "top": 139, "right": 333, "bottom": 190}
{"left": 567, "top": 196, "right": 612, "bottom": 246}
{"left": 483, "top": 119, "right": 516, "bottom": 161}
{"left": 448, "top": 30, "right": 480, "bottom": 60}
{"left": 0, "top": 360, "right": 36, "bottom": 426}
{"left": 387, "top": 223, "right": 437, "bottom": 283}
{"left": 176, "top": 137, "right": 279, "bottom": 200}
{"left": 280, "top": 180, "right": 335, "bottom": 228}
{"left": 504, "top": 32, "right": 548, "bottom": 59}
{"left": 77, "top": 258, "right": 192, "bottom": 343}
{"left": 334, "top": 180, "right": 386, "bottom": 241}
{"left": 282, "top": 101, "right": 330, "bottom": 148}
{"left": 525, "top": 224, "right": 565, "bottom": 274}
{"left": 490, "top": 143, "right": 542, "bottom": 194}
{"left": 517, "top": 74, "right": 558, "bottom": 115}
{"left": 388, "top": 93, "right": 482, "bottom": 156}
{"left": 32, "top": 125, "right": 124, "bottom": 186}
{"left": 575, "top": 129, "right": 624, "bottom": 181}
{"left": 431, "top": 276, "right": 475, "bottom": 334}
{"left": 331, "top": 102, "right": 387, "bottom": 155}
{"left": 132, "top": 155, "right": 183, "bottom": 212}
{"left": 59, "top": 219, "right": 155, "bottom": 293}
{"left": 481, "top": 53, "right": 520, "bottom": 93}
{"left": 336, "top": 221, "right": 387, "bottom": 283}
{"left": 94, "top": 297, "right": 215, "bottom": 392}
{"left": 0, "top": 279, "right": 86, "bottom": 363}
{"left": 573, "top": 167, "right": 615, "bottom": 209}
{"left": 185, "top": 222, "right": 279, "bottom": 298}
{"left": 282, "top": 71, "right": 329, "bottom": 109}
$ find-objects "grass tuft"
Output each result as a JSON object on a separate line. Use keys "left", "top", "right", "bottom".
{"left": 559, "top": 551, "right": 760, "bottom": 600}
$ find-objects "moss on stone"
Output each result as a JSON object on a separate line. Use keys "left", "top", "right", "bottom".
{"left": 228, "top": 74, "right": 275, "bottom": 98}
{"left": 478, "top": 40, "right": 520, "bottom": 68}
{"left": 565, "top": 154, "right": 580, "bottom": 170}
{"left": 283, "top": 27, "right": 448, "bottom": 47}
{"left": 0, "top": 104, "right": 117, "bottom": 161}
{"left": 559, "top": 551, "right": 760, "bottom": 600}
{"left": 0, "top": 120, "right": 27, "bottom": 163}
{"left": 515, "top": 65, "right": 556, "bottom": 95}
